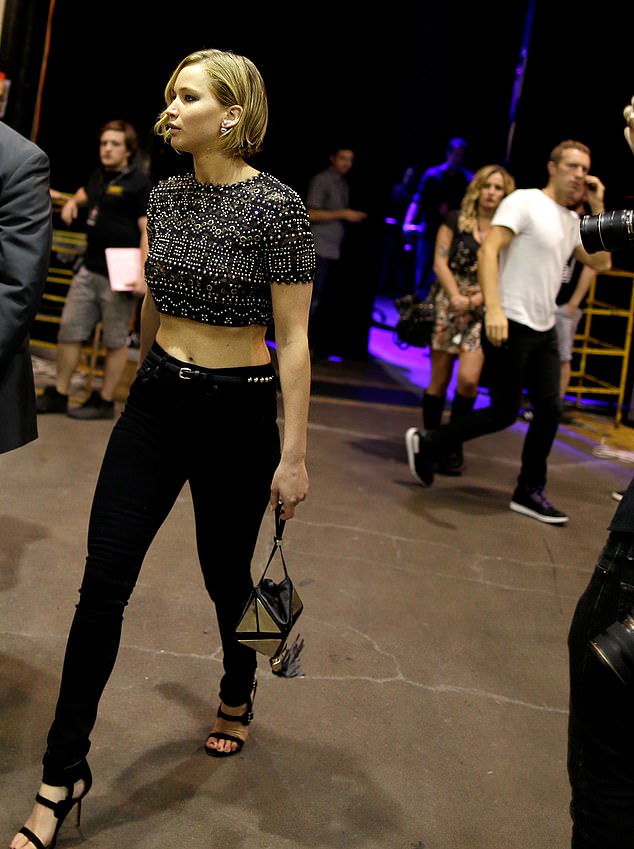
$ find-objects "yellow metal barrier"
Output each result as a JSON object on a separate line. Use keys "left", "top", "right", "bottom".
{"left": 568, "top": 268, "right": 634, "bottom": 426}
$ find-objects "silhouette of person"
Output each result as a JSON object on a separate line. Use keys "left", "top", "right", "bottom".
{"left": 306, "top": 146, "right": 367, "bottom": 359}
{"left": 402, "top": 137, "right": 474, "bottom": 298}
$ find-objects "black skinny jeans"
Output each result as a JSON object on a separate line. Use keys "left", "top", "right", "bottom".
{"left": 43, "top": 343, "right": 280, "bottom": 775}
{"left": 568, "top": 532, "right": 634, "bottom": 848}
{"left": 428, "top": 319, "right": 561, "bottom": 491}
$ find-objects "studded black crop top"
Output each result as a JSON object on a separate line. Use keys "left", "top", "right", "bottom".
{"left": 145, "top": 171, "right": 315, "bottom": 327}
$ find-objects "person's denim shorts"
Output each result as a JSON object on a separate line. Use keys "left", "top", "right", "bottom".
{"left": 58, "top": 264, "right": 139, "bottom": 349}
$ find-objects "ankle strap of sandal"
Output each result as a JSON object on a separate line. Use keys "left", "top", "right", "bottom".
{"left": 34, "top": 790, "right": 70, "bottom": 819}
{"left": 216, "top": 705, "right": 253, "bottom": 726}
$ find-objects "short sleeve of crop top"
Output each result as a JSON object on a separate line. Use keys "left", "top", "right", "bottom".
{"left": 145, "top": 171, "right": 316, "bottom": 327}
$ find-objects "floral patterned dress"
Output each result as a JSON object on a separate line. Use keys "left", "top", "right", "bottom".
{"left": 431, "top": 210, "right": 484, "bottom": 354}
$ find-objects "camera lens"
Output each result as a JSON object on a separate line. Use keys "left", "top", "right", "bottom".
{"left": 589, "top": 613, "right": 634, "bottom": 685}
{"left": 580, "top": 209, "right": 634, "bottom": 253}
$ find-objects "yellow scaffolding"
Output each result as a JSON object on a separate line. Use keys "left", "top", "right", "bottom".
{"left": 32, "top": 226, "right": 106, "bottom": 399}
{"left": 568, "top": 268, "right": 634, "bottom": 426}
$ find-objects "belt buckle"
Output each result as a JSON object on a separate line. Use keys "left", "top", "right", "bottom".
{"left": 178, "top": 367, "right": 194, "bottom": 380}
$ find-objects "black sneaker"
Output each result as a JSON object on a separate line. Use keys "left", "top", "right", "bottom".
{"left": 67, "top": 390, "right": 115, "bottom": 420}
{"left": 611, "top": 490, "right": 625, "bottom": 502}
{"left": 509, "top": 487, "right": 568, "bottom": 525}
{"left": 405, "top": 427, "right": 435, "bottom": 486}
{"left": 36, "top": 385, "right": 68, "bottom": 414}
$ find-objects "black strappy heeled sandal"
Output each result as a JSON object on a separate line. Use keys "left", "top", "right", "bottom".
{"left": 16, "top": 760, "right": 92, "bottom": 849}
{"left": 205, "top": 680, "right": 257, "bottom": 758}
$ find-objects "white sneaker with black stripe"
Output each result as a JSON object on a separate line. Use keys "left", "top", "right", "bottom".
{"left": 509, "top": 487, "right": 568, "bottom": 525}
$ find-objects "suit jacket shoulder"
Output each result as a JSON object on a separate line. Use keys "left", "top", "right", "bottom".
{"left": 0, "top": 121, "right": 52, "bottom": 452}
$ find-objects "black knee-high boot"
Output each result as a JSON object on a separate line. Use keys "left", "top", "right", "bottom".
{"left": 422, "top": 392, "right": 445, "bottom": 432}
{"left": 450, "top": 392, "right": 476, "bottom": 426}
{"left": 439, "top": 392, "right": 476, "bottom": 475}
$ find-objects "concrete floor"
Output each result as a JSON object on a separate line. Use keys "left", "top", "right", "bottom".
{"left": 3, "top": 350, "right": 634, "bottom": 849}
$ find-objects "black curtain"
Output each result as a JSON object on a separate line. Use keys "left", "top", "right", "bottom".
{"left": 0, "top": 0, "right": 53, "bottom": 138}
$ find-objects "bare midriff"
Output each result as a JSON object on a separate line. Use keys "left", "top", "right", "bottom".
{"left": 155, "top": 313, "right": 271, "bottom": 368}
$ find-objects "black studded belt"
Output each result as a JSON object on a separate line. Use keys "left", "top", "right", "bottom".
{"left": 145, "top": 345, "right": 275, "bottom": 385}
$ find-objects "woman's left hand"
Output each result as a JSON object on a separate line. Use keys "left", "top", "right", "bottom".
{"left": 270, "top": 460, "right": 309, "bottom": 519}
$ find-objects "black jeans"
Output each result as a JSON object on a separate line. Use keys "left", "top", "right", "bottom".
{"left": 429, "top": 319, "right": 561, "bottom": 490}
{"left": 43, "top": 343, "right": 280, "bottom": 775}
{"left": 568, "top": 532, "right": 634, "bottom": 848}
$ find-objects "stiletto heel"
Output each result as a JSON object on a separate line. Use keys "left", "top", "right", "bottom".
{"left": 205, "top": 679, "right": 257, "bottom": 758}
{"left": 73, "top": 797, "right": 83, "bottom": 828}
{"left": 15, "top": 760, "right": 92, "bottom": 849}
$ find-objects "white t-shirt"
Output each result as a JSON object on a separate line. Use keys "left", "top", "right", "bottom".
{"left": 491, "top": 188, "right": 582, "bottom": 331}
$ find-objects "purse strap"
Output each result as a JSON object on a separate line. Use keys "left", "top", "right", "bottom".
{"left": 274, "top": 501, "right": 286, "bottom": 541}
{"left": 259, "top": 502, "right": 289, "bottom": 581}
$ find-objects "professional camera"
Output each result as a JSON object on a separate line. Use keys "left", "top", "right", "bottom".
{"left": 580, "top": 209, "right": 634, "bottom": 253}
{"left": 590, "top": 612, "right": 634, "bottom": 684}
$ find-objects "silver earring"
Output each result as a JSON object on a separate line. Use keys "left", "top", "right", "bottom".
{"left": 220, "top": 125, "right": 230, "bottom": 135}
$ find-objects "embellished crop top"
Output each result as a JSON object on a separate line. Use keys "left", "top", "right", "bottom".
{"left": 145, "top": 171, "right": 316, "bottom": 327}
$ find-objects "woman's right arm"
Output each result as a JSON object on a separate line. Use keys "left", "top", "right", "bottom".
{"left": 433, "top": 223, "right": 468, "bottom": 311}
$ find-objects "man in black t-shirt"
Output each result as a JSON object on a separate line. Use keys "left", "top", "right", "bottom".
{"left": 554, "top": 194, "right": 597, "bottom": 424}
{"left": 37, "top": 119, "right": 153, "bottom": 419}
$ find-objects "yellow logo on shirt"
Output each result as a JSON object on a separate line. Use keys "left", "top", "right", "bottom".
{"left": 106, "top": 185, "right": 124, "bottom": 196}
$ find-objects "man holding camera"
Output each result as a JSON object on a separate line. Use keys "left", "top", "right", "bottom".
{"left": 567, "top": 97, "right": 634, "bottom": 849}
{"left": 405, "top": 139, "right": 611, "bottom": 524}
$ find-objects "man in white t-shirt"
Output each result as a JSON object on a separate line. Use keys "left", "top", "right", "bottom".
{"left": 405, "top": 140, "right": 612, "bottom": 524}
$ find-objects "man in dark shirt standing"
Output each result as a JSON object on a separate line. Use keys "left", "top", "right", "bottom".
{"left": 306, "top": 146, "right": 367, "bottom": 359}
{"left": 37, "top": 119, "right": 152, "bottom": 419}
{"left": 403, "top": 137, "right": 474, "bottom": 298}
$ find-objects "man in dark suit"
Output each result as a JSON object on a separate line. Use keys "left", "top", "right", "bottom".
{"left": 0, "top": 120, "right": 52, "bottom": 453}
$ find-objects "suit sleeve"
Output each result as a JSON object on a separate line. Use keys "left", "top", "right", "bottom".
{"left": 0, "top": 144, "right": 52, "bottom": 368}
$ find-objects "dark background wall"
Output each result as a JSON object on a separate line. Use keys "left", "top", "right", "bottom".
{"left": 3, "top": 0, "right": 634, "bottom": 359}
{"left": 24, "top": 1, "right": 633, "bottom": 203}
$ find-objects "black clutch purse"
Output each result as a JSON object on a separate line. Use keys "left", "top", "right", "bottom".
{"left": 394, "top": 291, "right": 436, "bottom": 348}
{"left": 235, "top": 504, "right": 304, "bottom": 675}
